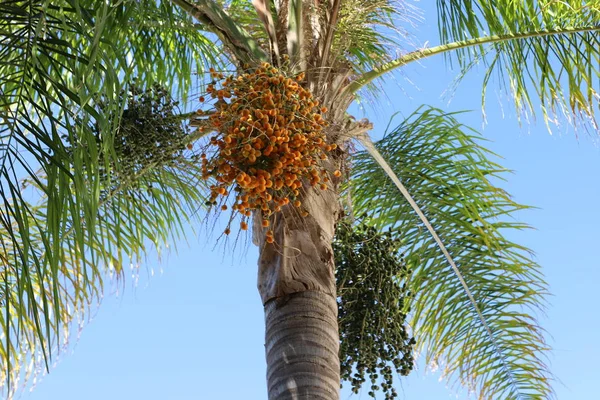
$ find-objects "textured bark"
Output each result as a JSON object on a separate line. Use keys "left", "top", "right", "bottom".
{"left": 257, "top": 160, "right": 342, "bottom": 400}
{"left": 257, "top": 180, "right": 340, "bottom": 303}
{"left": 264, "top": 291, "right": 340, "bottom": 400}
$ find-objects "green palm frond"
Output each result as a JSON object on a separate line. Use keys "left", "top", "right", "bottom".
{"left": 332, "top": 0, "right": 411, "bottom": 73}
{"left": 115, "top": 1, "right": 221, "bottom": 96}
{"left": 349, "top": 1, "right": 600, "bottom": 129}
{"left": 436, "top": 0, "right": 598, "bottom": 54}
{"left": 349, "top": 107, "right": 551, "bottom": 399}
{"left": 436, "top": 0, "right": 600, "bottom": 128}
{"left": 1, "top": 157, "right": 208, "bottom": 399}
{"left": 0, "top": 1, "right": 217, "bottom": 396}
{"left": 327, "top": 0, "right": 417, "bottom": 98}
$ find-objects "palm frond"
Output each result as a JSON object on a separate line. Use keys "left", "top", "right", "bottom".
{"left": 1, "top": 156, "right": 208, "bottom": 399}
{"left": 333, "top": 0, "right": 401, "bottom": 70}
{"left": 349, "top": 107, "right": 551, "bottom": 399}
{"left": 116, "top": 0, "right": 221, "bottom": 97}
{"left": 331, "top": 0, "right": 416, "bottom": 91}
{"left": 436, "top": 0, "right": 600, "bottom": 129}
{"left": 350, "top": 1, "right": 600, "bottom": 129}
{"left": 0, "top": 1, "right": 217, "bottom": 396}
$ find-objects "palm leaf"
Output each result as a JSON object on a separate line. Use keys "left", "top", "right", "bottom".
{"left": 1, "top": 156, "right": 209, "bottom": 399}
{"left": 349, "top": 106, "right": 551, "bottom": 399}
{"left": 349, "top": 1, "right": 600, "bottom": 129}
{"left": 332, "top": 0, "right": 411, "bottom": 71}
{"left": 328, "top": 0, "right": 416, "bottom": 97}
{"left": 0, "top": 1, "right": 217, "bottom": 396}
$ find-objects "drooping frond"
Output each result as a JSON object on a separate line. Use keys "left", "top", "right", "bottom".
{"left": 0, "top": 83, "right": 211, "bottom": 397}
{"left": 0, "top": 1, "right": 217, "bottom": 396}
{"left": 350, "top": 1, "right": 600, "bottom": 130}
{"left": 349, "top": 107, "right": 552, "bottom": 399}
{"left": 1, "top": 155, "right": 209, "bottom": 399}
{"left": 436, "top": 0, "right": 600, "bottom": 129}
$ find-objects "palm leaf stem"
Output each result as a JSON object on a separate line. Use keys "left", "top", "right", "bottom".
{"left": 287, "top": 0, "right": 305, "bottom": 70}
{"left": 170, "top": 0, "right": 268, "bottom": 64}
{"left": 346, "top": 25, "right": 600, "bottom": 94}
{"left": 319, "top": 0, "right": 342, "bottom": 71}
{"left": 251, "top": 0, "right": 280, "bottom": 63}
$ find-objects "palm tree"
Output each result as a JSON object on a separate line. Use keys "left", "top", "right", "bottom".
{"left": 1, "top": 1, "right": 599, "bottom": 399}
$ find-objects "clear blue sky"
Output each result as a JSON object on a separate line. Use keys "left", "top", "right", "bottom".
{"left": 24, "top": 3, "right": 600, "bottom": 400}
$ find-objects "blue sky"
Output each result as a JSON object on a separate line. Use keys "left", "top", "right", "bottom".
{"left": 23, "top": 3, "right": 600, "bottom": 400}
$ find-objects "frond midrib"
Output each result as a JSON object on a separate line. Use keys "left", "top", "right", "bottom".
{"left": 347, "top": 24, "right": 600, "bottom": 94}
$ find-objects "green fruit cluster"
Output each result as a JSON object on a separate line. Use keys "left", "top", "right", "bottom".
{"left": 110, "top": 82, "right": 189, "bottom": 175}
{"left": 335, "top": 216, "right": 415, "bottom": 399}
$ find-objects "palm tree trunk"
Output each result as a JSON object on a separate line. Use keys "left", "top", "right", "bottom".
{"left": 264, "top": 291, "right": 339, "bottom": 399}
{"left": 257, "top": 179, "right": 341, "bottom": 400}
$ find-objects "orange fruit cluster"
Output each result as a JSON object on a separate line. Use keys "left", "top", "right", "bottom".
{"left": 199, "top": 64, "right": 337, "bottom": 237}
